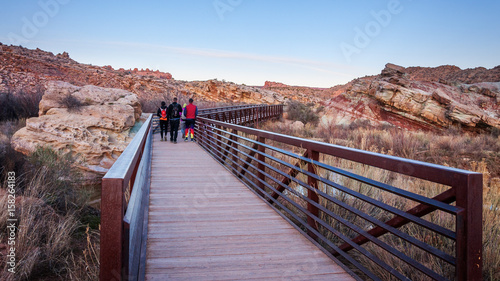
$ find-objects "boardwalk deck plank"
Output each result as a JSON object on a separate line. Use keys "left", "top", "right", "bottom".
{"left": 145, "top": 137, "right": 354, "bottom": 280}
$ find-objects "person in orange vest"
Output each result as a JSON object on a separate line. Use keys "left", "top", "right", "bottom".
{"left": 157, "top": 101, "right": 168, "bottom": 141}
{"left": 183, "top": 98, "right": 198, "bottom": 142}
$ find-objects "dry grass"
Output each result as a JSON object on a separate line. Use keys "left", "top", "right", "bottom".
{"left": 0, "top": 143, "right": 100, "bottom": 280}
{"left": 260, "top": 118, "right": 500, "bottom": 280}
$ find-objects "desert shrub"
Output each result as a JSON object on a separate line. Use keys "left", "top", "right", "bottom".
{"left": 0, "top": 91, "right": 43, "bottom": 121}
{"left": 0, "top": 119, "right": 28, "bottom": 182}
{"left": 490, "top": 127, "right": 500, "bottom": 138}
{"left": 25, "top": 147, "right": 85, "bottom": 214}
{"left": 286, "top": 100, "right": 319, "bottom": 125}
{"left": 60, "top": 94, "right": 83, "bottom": 112}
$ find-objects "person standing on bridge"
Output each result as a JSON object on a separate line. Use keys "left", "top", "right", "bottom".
{"left": 180, "top": 103, "right": 187, "bottom": 138}
{"left": 183, "top": 98, "right": 198, "bottom": 142}
{"left": 157, "top": 101, "right": 168, "bottom": 141}
{"left": 167, "top": 97, "right": 183, "bottom": 143}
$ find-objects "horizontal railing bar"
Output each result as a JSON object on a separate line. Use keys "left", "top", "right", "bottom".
{"left": 204, "top": 126, "right": 457, "bottom": 240}
{"left": 200, "top": 127, "right": 456, "bottom": 266}
{"left": 198, "top": 117, "right": 481, "bottom": 186}
{"left": 199, "top": 104, "right": 265, "bottom": 114}
{"left": 199, "top": 105, "right": 270, "bottom": 117}
{"left": 207, "top": 123, "right": 459, "bottom": 215}
{"left": 198, "top": 135, "right": 385, "bottom": 281}
{"left": 338, "top": 188, "right": 458, "bottom": 256}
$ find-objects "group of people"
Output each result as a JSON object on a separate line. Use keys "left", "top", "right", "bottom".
{"left": 157, "top": 98, "right": 198, "bottom": 143}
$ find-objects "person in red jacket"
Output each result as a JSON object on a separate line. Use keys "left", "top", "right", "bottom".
{"left": 183, "top": 98, "right": 198, "bottom": 142}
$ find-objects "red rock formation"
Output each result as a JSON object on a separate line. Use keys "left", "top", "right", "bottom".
{"left": 263, "top": 81, "right": 290, "bottom": 88}
{"left": 0, "top": 43, "right": 282, "bottom": 106}
{"left": 406, "top": 65, "right": 500, "bottom": 84}
{"left": 329, "top": 63, "right": 500, "bottom": 132}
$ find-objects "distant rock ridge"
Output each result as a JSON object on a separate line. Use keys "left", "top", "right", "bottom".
{"left": 103, "top": 65, "right": 173, "bottom": 80}
{"left": 263, "top": 81, "right": 291, "bottom": 88}
{"left": 0, "top": 43, "right": 283, "bottom": 105}
{"left": 405, "top": 64, "right": 500, "bottom": 84}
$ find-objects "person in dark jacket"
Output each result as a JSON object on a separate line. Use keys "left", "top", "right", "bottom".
{"left": 156, "top": 101, "right": 168, "bottom": 141}
{"left": 183, "top": 98, "right": 198, "bottom": 142}
{"left": 167, "top": 97, "right": 183, "bottom": 143}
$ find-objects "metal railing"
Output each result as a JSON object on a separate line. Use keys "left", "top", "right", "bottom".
{"left": 196, "top": 110, "right": 483, "bottom": 281}
{"left": 100, "top": 104, "right": 482, "bottom": 281}
{"left": 100, "top": 114, "right": 153, "bottom": 281}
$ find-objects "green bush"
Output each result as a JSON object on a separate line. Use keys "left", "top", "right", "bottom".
{"left": 286, "top": 100, "right": 319, "bottom": 125}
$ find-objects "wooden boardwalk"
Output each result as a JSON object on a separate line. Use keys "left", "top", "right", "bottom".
{"left": 145, "top": 135, "right": 354, "bottom": 280}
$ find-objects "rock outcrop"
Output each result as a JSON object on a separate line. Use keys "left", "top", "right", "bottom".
{"left": 11, "top": 81, "right": 143, "bottom": 181}
{"left": 185, "top": 79, "right": 284, "bottom": 104}
{"left": 326, "top": 63, "right": 500, "bottom": 131}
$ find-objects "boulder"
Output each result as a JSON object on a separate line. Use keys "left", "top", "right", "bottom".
{"left": 291, "top": 121, "right": 305, "bottom": 131}
{"left": 11, "top": 81, "right": 143, "bottom": 182}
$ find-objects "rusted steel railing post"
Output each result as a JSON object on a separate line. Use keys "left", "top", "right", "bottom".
{"left": 231, "top": 129, "right": 239, "bottom": 170}
{"left": 455, "top": 173, "right": 483, "bottom": 281}
{"left": 216, "top": 125, "right": 223, "bottom": 162}
{"left": 197, "top": 120, "right": 204, "bottom": 147}
{"left": 257, "top": 136, "right": 266, "bottom": 193}
{"left": 307, "top": 149, "right": 320, "bottom": 238}
{"left": 101, "top": 178, "right": 126, "bottom": 281}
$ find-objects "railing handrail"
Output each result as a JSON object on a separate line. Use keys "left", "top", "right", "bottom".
{"left": 100, "top": 114, "right": 153, "bottom": 281}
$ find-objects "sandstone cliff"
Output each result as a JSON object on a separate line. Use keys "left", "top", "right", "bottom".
{"left": 323, "top": 64, "right": 500, "bottom": 131}
{"left": 11, "top": 81, "right": 143, "bottom": 182}
{"left": 186, "top": 79, "right": 284, "bottom": 104}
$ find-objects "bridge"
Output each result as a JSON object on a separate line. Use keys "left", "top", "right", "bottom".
{"left": 100, "top": 105, "right": 483, "bottom": 281}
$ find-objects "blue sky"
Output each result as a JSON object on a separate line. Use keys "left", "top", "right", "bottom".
{"left": 1, "top": 0, "right": 499, "bottom": 87}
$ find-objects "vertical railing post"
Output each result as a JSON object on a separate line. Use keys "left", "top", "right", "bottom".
{"left": 257, "top": 136, "right": 266, "bottom": 193}
{"left": 231, "top": 129, "right": 239, "bottom": 170}
{"left": 307, "top": 148, "right": 320, "bottom": 239}
{"left": 198, "top": 120, "right": 205, "bottom": 147}
{"left": 216, "top": 125, "right": 223, "bottom": 162}
{"left": 100, "top": 178, "right": 126, "bottom": 281}
{"left": 256, "top": 107, "right": 260, "bottom": 128}
{"left": 455, "top": 173, "right": 483, "bottom": 281}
